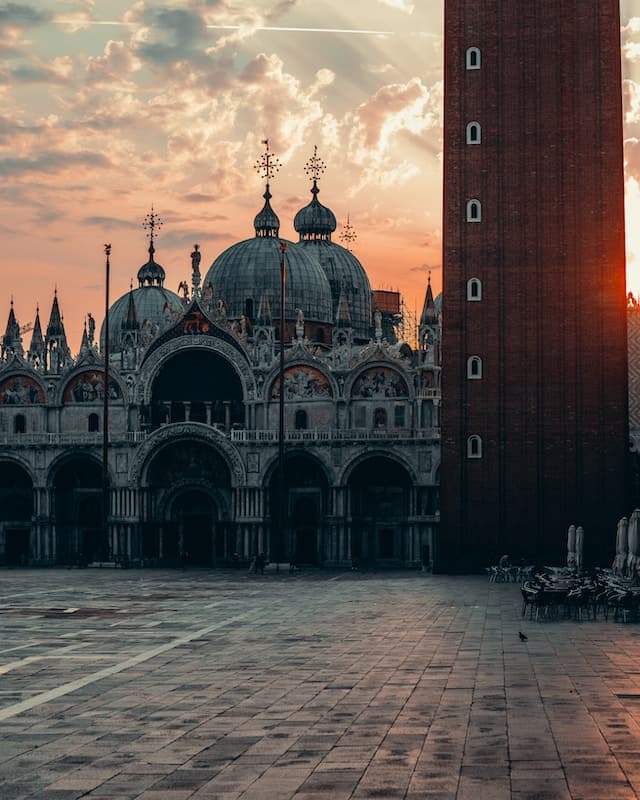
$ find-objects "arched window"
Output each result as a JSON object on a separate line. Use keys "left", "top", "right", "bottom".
{"left": 394, "top": 405, "right": 406, "bottom": 427}
{"left": 294, "top": 409, "right": 308, "bottom": 430}
{"left": 466, "top": 47, "right": 481, "bottom": 70}
{"left": 466, "top": 199, "right": 482, "bottom": 222}
{"left": 466, "top": 121, "right": 481, "bottom": 144}
{"left": 467, "top": 278, "right": 482, "bottom": 301}
{"left": 14, "top": 414, "right": 26, "bottom": 434}
{"left": 467, "top": 435, "right": 483, "bottom": 459}
{"left": 88, "top": 413, "right": 100, "bottom": 432}
{"left": 374, "top": 408, "right": 387, "bottom": 428}
{"left": 467, "top": 356, "right": 483, "bottom": 379}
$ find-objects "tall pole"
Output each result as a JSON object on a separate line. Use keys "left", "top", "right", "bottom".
{"left": 103, "top": 243, "right": 111, "bottom": 563}
{"left": 278, "top": 241, "right": 287, "bottom": 571}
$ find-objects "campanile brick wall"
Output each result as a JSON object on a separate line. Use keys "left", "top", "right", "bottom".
{"left": 440, "top": 0, "right": 628, "bottom": 568}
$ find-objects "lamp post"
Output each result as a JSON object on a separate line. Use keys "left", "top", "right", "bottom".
{"left": 278, "top": 241, "right": 287, "bottom": 571}
{"left": 102, "top": 243, "right": 111, "bottom": 563}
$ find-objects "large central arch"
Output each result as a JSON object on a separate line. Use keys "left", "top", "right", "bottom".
{"left": 347, "top": 455, "right": 412, "bottom": 566}
{"left": 142, "top": 438, "right": 233, "bottom": 565}
{"left": 268, "top": 452, "right": 329, "bottom": 565}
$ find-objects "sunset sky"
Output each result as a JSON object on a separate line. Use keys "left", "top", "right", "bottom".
{"left": 1, "top": 0, "right": 640, "bottom": 351}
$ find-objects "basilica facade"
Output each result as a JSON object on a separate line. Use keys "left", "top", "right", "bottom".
{"left": 0, "top": 157, "right": 441, "bottom": 569}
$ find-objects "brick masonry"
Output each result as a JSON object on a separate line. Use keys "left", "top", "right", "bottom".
{"left": 441, "top": 0, "right": 629, "bottom": 568}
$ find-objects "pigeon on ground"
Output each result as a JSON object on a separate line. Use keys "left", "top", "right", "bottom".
{"left": 518, "top": 631, "right": 528, "bottom": 641}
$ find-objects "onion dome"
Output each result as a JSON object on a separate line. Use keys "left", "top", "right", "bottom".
{"left": 254, "top": 185, "right": 280, "bottom": 238}
{"left": 100, "top": 209, "right": 183, "bottom": 352}
{"left": 294, "top": 183, "right": 337, "bottom": 239}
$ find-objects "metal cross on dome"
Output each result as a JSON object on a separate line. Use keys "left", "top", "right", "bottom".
{"left": 254, "top": 139, "right": 281, "bottom": 184}
{"left": 304, "top": 145, "right": 325, "bottom": 183}
{"left": 142, "top": 206, "right": 163, "bottom": 250}
{"left": 339, "top": 213, "right": 358, "bottom": 251}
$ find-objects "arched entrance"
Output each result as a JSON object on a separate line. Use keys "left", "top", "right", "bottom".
{"left": 165, "top": 489, "right": 218, "bottom": 565}
{"left": 149, "top": 350, "right": 245, "bottom": 428}
{"left": 144, "top": 439, "right": 232, "bottom": 566}
{"left": 0, "top": 461, "right": 33, "bottom": 565}
{"left": 52, "top": 457, "right": 103, "bottom": 565}
{"left": 269, "top": 454, "right": 328, "bottom": 565}
{"left": 348, "top": 456, "right": 411, "bottom": 566}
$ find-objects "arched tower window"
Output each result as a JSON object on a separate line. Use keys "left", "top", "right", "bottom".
{"left": 295, "top": 409, "right": 308, "bottom": 430}
{"left": 467, "top": 356, "right": 483, "bottom": 379}
{"left": 466, "top": 199, "right": 482, "bottom": 222}
{"left": 466, "top": 121, "right": 481, "bottom": 144}
{"left": 467, "top": 278, "right": 482, "bottom": 301}
{"left": 14, "top": 414, "right": 26, "bottom": 434}
{"left": 466, "top": 47, "right": 481, "bottom": 70}
{"left": 467, "top": 435, "right": 483, "bottom": 459}
{"left": 88, "top": 413, "right": 100, "bottom": 432}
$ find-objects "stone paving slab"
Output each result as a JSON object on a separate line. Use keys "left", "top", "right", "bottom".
{"left": 1, "top": 569, "right": 640, "bottom": 797}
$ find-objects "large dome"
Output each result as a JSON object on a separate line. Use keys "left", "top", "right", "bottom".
{"left": 203, "top": 189, "right": 333, "bottom": 326}
{"left": 293, "top": 239, "right": 372, "bottom": 341}
{"left": 100, "top": 244, "right": 184, "bottom": 352}
{"left": 292, "top": 181, "right": 371, "bottom": 341}
{"left": 102, "top": 286, "right": 184, "bottom": 353}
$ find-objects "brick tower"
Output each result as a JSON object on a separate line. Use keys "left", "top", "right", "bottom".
{"left": 441, "top": 1, "right": 628, "bottom": 569}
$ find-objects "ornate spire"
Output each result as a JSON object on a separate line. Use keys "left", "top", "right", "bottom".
{"left": 80, "top": 320, "right": 90, "bottom": 352}
{"left": 338, "top": 214, "right": 358, "bottom": 252}
{"left": 253, "top": 140, "right": 281, "bottom": 238}
{"left": 335, "top": 283, "right": 352, "bottom": 328}
{"left": 138, "top": 207, "right": 166, "bottom": 287}
{"left": 28, "top": 306, "right": 44, "bottom": 363}
{"left": 123, "top": 282, "right": 139, "bottom": 330}
{"left": 420, "top": 271, "right": 438, "bottom": 326}
{"left": 46, "top": 290, "right": 65, "bottom": 338}
{"left": 2, "top": 299, "right": 23, "bottom": 359}
{"left": 256, "top": 289, "right": 273, "bottom": 326}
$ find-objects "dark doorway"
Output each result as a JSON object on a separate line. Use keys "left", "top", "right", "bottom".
{"left": 170, "top": 490, "right": 216, "bottom": 565}
{"left": 291, "top": 490, "right": 321, "bottom": 565}
{"left": 348, "top": 456, "right": 411, "bottom": 564}
{"left": 5, "top": 528, "right": 29, "bottom": 565}
{"left": 269, "top": 454, "right": 327, "bottom": 565}
{"left": 52, "top": 458, "right": 104, "bottom": 565}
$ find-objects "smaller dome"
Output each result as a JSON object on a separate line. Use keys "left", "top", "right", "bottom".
{"left": 254, "top": 185, "right": 280, "bottom": 238}
{"left": 294, "top": 182, "right": 337, "bottom": 240}
{"left": 137, "top": 244, "right": 166, "bottom": 287}
{"left": 101, "top": 286, "right": 184, "bottom": 353}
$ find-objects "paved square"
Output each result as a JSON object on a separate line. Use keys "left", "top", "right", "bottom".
{"left": 1, "top": 570, "right": 640, "bottom": 799}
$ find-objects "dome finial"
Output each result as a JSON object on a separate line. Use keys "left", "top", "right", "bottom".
{"left": 138, "top": 208, "right": 166, "bottom": 287}
{"left": 339, "top": 213, "right": 358, "bottom": 252}
{"left": 304, "top": 145, "right": 326, "bottom": 196}
{"left": 254, "top": 139, "right": 281, "bottom": 187}
{"left": 142, "top": 205, "right": 162, "bottom": 260}
{"left": 253, "top": 140, "right": 282, "bottom": 238}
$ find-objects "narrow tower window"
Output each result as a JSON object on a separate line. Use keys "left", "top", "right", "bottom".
{"left": 467, "top": 278, "right": 482, "bottom": 301}
{"left": 466, "top": 47, "right": 481, "bottom": 70}
{"left": 466, "top": 199, "right": 482, "bottom": 222}
{"left": 466, "top": 122, "right": 481, "bottom": 144}
{"left": 467, "top": 356, "right": 483, "bottom": 379}
{"left": 88, "top": 413, "right": 100, "bottom": 432}
{"left": 294, "top": 409, "right": 308, "bottom": 430}
{"left": 467, "top": 435, "right": 483, "bottom": 459}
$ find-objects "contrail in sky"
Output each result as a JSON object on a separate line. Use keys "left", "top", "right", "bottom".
{"left": 55, "top": 20, "right": 396, "bottom": 35}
